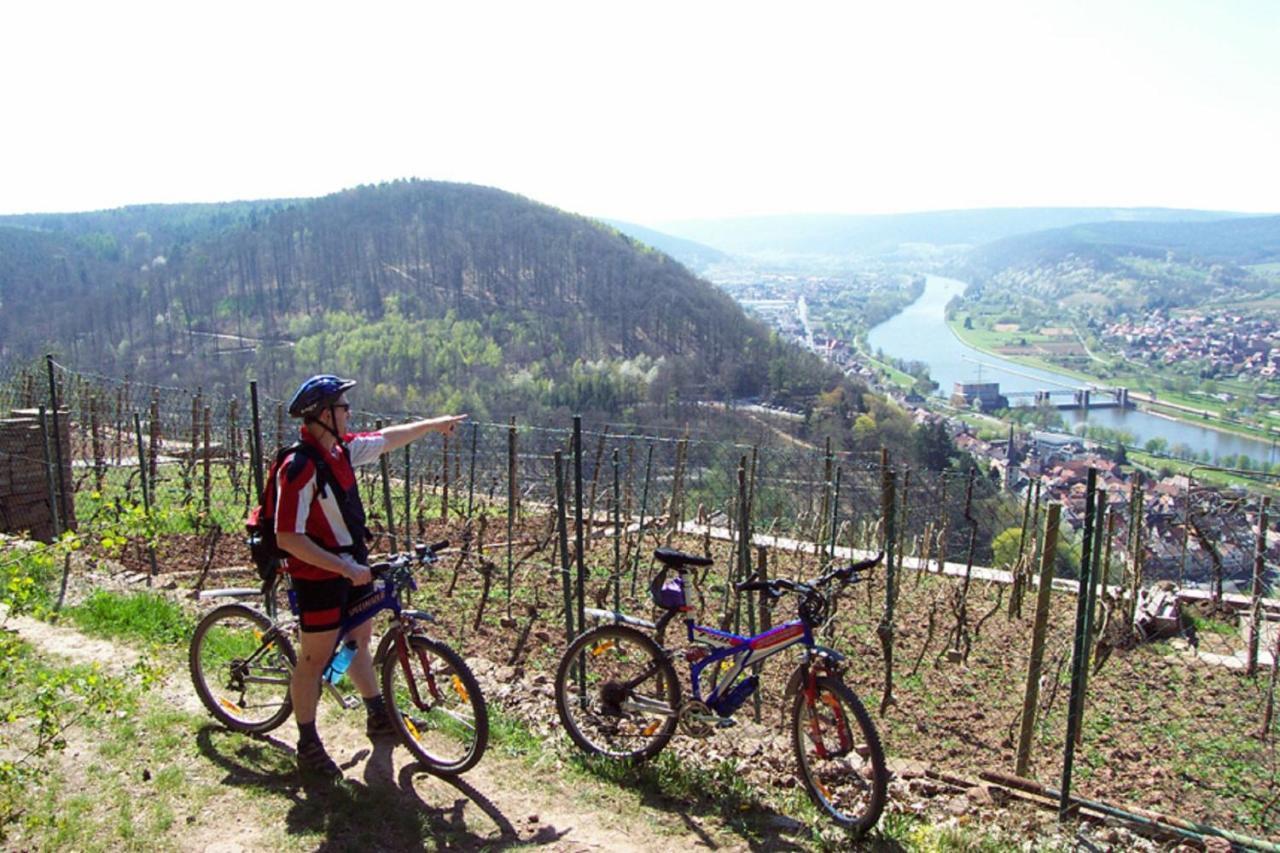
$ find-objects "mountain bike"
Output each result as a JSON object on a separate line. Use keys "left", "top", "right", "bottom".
{"left": 553, "top": 547, "right": 888, "bottom": 833}
{"left": 188, "top": 541, "right": 489, "bottom": 775}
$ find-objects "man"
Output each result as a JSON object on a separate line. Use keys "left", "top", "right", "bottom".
{"left": 275, "top": 374, "right": 465, "bottom": 777}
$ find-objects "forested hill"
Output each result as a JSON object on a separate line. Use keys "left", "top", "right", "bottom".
{"left": 957, "top": 214, "right": 1280, "bottom": 312}
{"left": 0, "top": 180, "right": 842, "bottom": 421}
{"left": 599, "top": 219, "right": 728, "bottom": 273}
{"left": 966, "top": 214, "right": 1280, "bottom": 271}
{"left": 654, "top": 207, "right": 1242, "bottom": 257}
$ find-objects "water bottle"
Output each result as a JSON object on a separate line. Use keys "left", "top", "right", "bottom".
{"left": 323, "top": 639, "right": 358, "bottom": 683}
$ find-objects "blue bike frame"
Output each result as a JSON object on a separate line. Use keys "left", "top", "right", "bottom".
{"left": 681, "top": 616, "right": 814, "bottom": 712}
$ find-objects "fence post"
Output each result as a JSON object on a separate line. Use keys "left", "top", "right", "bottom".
{"left": 573, "top": 415, "right": 586, "bottom": 650}
{"left": 1060, "top": 468, "right": 1098, "bottom": 820}
{"left": 202, "top": 405, "right": 212, "bottom": 518}
{"left": 249, "top": 380, "right": 265, "bottom": 500}
{"left": 440, "top": 433, "right": 450, "bottom": 521}
{"left": 377, "top": 419, "right": 395, "bottom": 545}
{"left": 44, "top": 355, "right": 70, "bottom": 527}
{"left": 134, "top": 412, "right": 159, "bottom": 586}
{"left": 1010, "top": 483, "right": 1034, "bottom": 617}
{"left": 89, "top": 392, "right": 105, "bottom": 491}
{"left": 467, "top": 421, "right": 478, "bottom": 517}
{"left": 554, "top": 450, "right": 574, "bottom": 643}
{"left": 507, "top": 419, "right": 516, "bottom": 619}
{"left": 37, "top": 406, "right": 62, "bottom": 539}
{"left": 403, "top": 444, "right": 412, "bottom": 549}
{"left": 1249, "top": 496, "right": 1271, "bottom": 677}
{"left": 878, "top": 467, "right": 897, "bottom": 714}
{"left": 631, "top": 442, "right": 654, "bottom": 597}
{"left": 613, "top": 447, "right": 621, "bottom": 614}
{"left": 1016, "top": 502, "right": 1062, "bottom": 776}
{"left": 1076, "top": 487, "right": 1106, "bottom": 746}
{"left": 828, "top": 466, "right": 842, "bottom": 565}
{"left": 148, "top": 389, "right": 160, "bottom": 486}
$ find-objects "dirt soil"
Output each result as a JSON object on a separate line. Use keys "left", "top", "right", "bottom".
{"left": 49, "top": 520, "right": 1273, "bottom": 850}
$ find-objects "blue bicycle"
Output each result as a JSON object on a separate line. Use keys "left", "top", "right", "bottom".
{"left": 188, "top": 540, "right": 489, "bottom": 775}
{"left": 553, "top": 547, "right": 887, "bottom": 832}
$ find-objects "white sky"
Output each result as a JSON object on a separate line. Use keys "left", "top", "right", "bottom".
{"left": 2, "top": 0, "right": 1277, "bottom": 223}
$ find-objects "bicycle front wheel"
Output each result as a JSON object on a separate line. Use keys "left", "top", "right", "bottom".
{"left": 189, "top": 603, "right": 296, "bottom": 733}
{"left": 554, "top": 625, "right": 680, "bottom": 761}
{"left": 381, "top": 634, "right": 488, "bottom": 775}
{"left": 791, "top": 674, "right": 887, "bottom": 834}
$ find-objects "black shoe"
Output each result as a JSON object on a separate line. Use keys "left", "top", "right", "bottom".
{"left": 366, "top": 711, "right": 397, "bottom": 740}
{"left": 297, "top": 739, "right": 342, "bottom": 779}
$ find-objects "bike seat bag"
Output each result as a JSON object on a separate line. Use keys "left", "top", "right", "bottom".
{"left": 649, "top": 569, "right": 688, "bottom": 610}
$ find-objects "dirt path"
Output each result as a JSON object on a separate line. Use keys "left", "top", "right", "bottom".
{"left": 6, "top": 613, "right": 769, "bottom": 852}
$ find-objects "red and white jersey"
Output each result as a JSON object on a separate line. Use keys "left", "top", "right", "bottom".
{"left": 275, "top": 427, "right": 386, "bottom": 580}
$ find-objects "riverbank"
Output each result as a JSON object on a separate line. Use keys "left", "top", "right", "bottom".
{"left": 944, "top": 312, "right": 1280, "bottom": 448}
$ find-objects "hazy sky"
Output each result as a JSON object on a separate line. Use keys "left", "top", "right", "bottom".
{"left": 3, "top": 0, "right": 1277, "bottom": 224}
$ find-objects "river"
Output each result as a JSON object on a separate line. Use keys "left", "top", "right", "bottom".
{"left": 866, "top": 275, "right": 1278, "bottom": 467}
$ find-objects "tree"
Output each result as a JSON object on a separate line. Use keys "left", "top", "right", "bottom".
{"left": 912, "top": 419, "right": 956, "bottom": 472}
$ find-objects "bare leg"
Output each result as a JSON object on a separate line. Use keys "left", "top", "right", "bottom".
{"left": 344, "top": 619, "right": 378, "bottom": 699}
{"left": 292, "top": 627, "right": 338, "bottom": 726}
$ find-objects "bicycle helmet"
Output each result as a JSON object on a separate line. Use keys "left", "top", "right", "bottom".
{"left": 288, "top": 374, "right": 357, "bottom": 419}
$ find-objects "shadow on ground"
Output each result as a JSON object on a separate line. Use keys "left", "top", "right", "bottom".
{"left": 195, "top": 725, "right": 569, "bottom": 850}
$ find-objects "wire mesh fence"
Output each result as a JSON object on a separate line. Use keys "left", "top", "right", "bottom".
{"left": 2, "top": 359, "right": 1279, "bottom": 842}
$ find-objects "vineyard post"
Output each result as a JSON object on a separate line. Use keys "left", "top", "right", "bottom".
{"left": 1131, "top": 479, "right": 1146, "bottom": 626}
{"left": 37, "top": 406, "right": 62, "bottom": 539}
{"left": 554, "top": 450, "right": 574, "bottom": 642}
{"left": 1060, "top": 467, "right": 1098, "bottom": 820}
{"left": 1016, "top": 501, "right": 1062, "bottom": 776}
{"left": 202, "top": 405, "right": 212, "bottom": 518}
{"left": 756, "top": 545, "right": 772, "bottom": 631}
{"left": 896, "top": 468, "right": 909, "bottom": 578}
{"left": 377, "top": 419, "right": 395, "bottom": 545}
{"left": 275, "top": 401, "right": 284, "bottom": 453}
{"left": 44, "top": 355, "right": 70, "bottom": 525}
{"left": 630, "top": 442, "right": 654, "bottom": 597}
{"left": 228, "top": 397, "right": 240, "bottom": 505}
{"left": 828, "top": 466, "right": 842, "bottom": 565}
{"left": 114, "top": 385, "right": 124, "bottom": 464}
{"left": 1248, "top": 495, "right": 1271, "bottom": 677}
{"left": 507, "top": 419, "right": 516, "bottom": 618}
{"left": 877, "top": 465, "right": 897, "bottom": 714}
{"left": 1076, "top": 487, "right": 1105, "bottom": 747}
{"left": 440, "top": 433, "right": 450, "bottom": 521}
{"left": 466, "top": 420, "right": 478, "bottom": 517}
{"left": 612, "top": 447, "right": 621, "bottom": 614}
{"left": 134, "top": 412, "right": 159, "bottom": 585}
{"left": 1010, "top": 482, "right": 1034, "bottom": 617}
{"left": 148, "top": 389, "right": 160, "bottom": 485}
{"left": 249, "top": 380, "right": 264, "bottom": 499}
{"left": 89, "top": 392, "right": 104, "bottom": 491}
{"left": 403, "top": 444, "right": 411, "bottom": 550}
{"left": 819, "top": 437, "right": 833, "bottom": 559}
{"left": 573, "top": 415, "right": 586, "bottom": 652}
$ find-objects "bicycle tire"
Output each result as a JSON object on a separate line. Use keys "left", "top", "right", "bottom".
{"left": 381, "top": 633, "right": 488, "bottom": 775}
{"left": 790, "top": 674, "right": 887, "bottom": 834}
{"left": 189, "top": 602, "right": 296, "bottom": 734}
{"left": 554, "top": 624, "right": 680, "bottom": 762}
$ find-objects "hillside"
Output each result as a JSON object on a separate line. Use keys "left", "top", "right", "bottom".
{"left": 0, "top": 180, "right": 843, "bottom": 421}
{"left": 599, "top": 219, "right": 728, "bottom": 274}
{"left": 653, "top": 207, "right": 1243, "bottom": 258}
{"left": 960, "top": 213, "right": 1280, "bottom": 312}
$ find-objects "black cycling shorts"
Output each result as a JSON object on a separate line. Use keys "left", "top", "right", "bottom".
{"left": 291, "top": 575, "right": 352, "bottom": 633}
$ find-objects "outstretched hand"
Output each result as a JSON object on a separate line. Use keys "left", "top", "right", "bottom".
{"left": 434, "top": 414, "right": 468, "bottom": 437}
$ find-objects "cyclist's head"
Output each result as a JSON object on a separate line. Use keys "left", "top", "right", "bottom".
{"left": 288, "top": 374, "right": 357, "bottom": 421}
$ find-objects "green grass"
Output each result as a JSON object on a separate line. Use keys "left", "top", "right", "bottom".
{"left": 63, "top": 590, "right": 194, "bottom": 646}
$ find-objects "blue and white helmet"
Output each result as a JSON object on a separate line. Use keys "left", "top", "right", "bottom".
{"left": 287, "top": 374, "right": 357, "bottom": 418}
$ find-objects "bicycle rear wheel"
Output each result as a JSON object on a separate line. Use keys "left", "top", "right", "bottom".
{"left": 791, "top": 674, "right": 887, "bottom": 834}
{"left": 554, "top": 625, "right": 680, "bottom": 761}
{"left": 381, "top": 633, "right": 488, "bottom": 775}
{"left": 189, "top": 603, "right": 296, "bottom": 733}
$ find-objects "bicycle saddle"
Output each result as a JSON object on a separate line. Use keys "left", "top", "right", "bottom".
{"left": 653, "top": 547, "right": 713, "bottom": 568}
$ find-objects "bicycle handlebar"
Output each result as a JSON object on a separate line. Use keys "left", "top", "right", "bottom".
{"left": 734, "top": 551, "right": 883, "bottom": 599}
{"left": 371, "top": 540, "right": 450, "bottom": 574}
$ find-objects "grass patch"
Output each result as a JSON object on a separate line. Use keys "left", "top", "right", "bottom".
{"left": 63, "top": 590, "right": 194, "bottom": 646}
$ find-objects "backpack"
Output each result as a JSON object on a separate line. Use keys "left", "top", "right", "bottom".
{"left": 246, "top": 442, "right": 372, "bottom": 591}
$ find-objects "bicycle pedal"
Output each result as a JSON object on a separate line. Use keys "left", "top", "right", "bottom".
{"left": 340, "top": 695, "right": 361, "bottom": 711}
{"left": 716, "top": 717, "right": 738, "bottom": 729}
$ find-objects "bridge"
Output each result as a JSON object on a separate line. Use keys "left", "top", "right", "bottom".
{"left": 1003, "top": 386, "right": 1130, "bottom": 410}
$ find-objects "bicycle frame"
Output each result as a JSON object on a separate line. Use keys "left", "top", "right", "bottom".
{"left": 678, "top": 615, "right": 814, "bottom": 710}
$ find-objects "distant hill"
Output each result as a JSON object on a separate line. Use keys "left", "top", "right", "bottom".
{"left": 957, "top": 214, "right": 1280, "bottom": 314}
{"left": 0, "top": 180, "right": 844, "bottom": 420}
{"left": 654, "top": 208, "right": 1247, "bottom": 258}
{"left": 599, "top": 219, "right": 728, "bottom": 273}
{"left": 966, "top": 214, "right": 1280, "bottom": 272}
